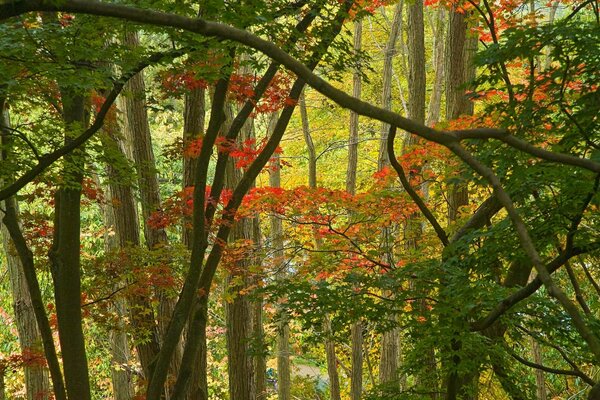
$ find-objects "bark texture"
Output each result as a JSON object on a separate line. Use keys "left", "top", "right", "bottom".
{"left": 0, "top": 105, "right": 50, "bottom": 400}
{"left": 270, "top": 139, "right": 292, "bottom": 400}
{"left": 50, "top": 88, "right": 91, "bottom": 400}
{"left": 378, "top": 0, "right": 404, "bottom": 170}
{"left": 348, "top": 18, "right": 363, "bottom": 400}
{"left": 224, "top": 109, "right": 255, "bottom": 400}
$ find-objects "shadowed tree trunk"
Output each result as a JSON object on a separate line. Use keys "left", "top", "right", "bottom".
{"left": 182, "top": 87, "right": 205, "bottom": 247}
{"left": 252, "top": 214, "right": 267, "bottom": 399}
{"left": 444, "top": 7, "right": 478, "bottom": 399}
{"left": 49, "top": 85, "right": 91, "bottom": 400}
{"left": 407, "top": 1, "right": 439, "bottom": 398}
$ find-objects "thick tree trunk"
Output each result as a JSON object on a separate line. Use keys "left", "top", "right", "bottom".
{"left": 224, "top": 111, "right": 255, "bottom": 400}
{"left": 50, "top": 89, "right": 91, "bottom": 400}
{"left": 531, "top": 338, "right": 547, "bottom": 400}
{"left": 182, "top": 87, "right": 206, "bottom": 247}
{"left": 444, "top": 8, "right": 477, "bottom": 400}
{"left": 101, "top": 120, "right": 140, "bottom": 400}
{"left": 123, "top": 30, "right": 183, "bottom": 391}
{"left": 407, "top": 2, "right": 440, "bottom": 397}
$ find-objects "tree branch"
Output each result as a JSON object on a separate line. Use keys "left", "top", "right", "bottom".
{"left": 0, "top": 47, "right": 186, "bottom": 201}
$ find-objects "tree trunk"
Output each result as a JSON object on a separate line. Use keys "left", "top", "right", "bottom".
{"left": 300, "top": 93, "right": 342, "bottom": 400}
{"left": 123, "top": 30, "right": 182, "bottom": 389}
{"left": 324, "top": 316, "right": 342, "bottom": 400}
{"left": 182, "top": 87, "right": 205, "bottom": 247}
{"left": 531, "top": 338, "right": 547, "bottom": 400}
{"left": 49, "top": 88, "right": 91, "bottom": 400}
{"left": 378, "top": 0, "right": 403, "bottom": 170}
{"left": 299, "top": 91, "right": 317, "bottom": 188}
{"left": 427, "top": 8, "right": 446, "bottom": 127}
{"left": 0, "top": 105, "right": 50, "bottom": 400}
{"left": 378, "top": 1, "right": 404, "bottom": 389}
{"left": 100, "top": 116, "right": 140, "bottom": 400}
{"left": 269, "top": 121, "right": 292, "bottom": 400}
{"left": 224, "top": 109, "right": 255, "bottom": 400}
{"left": 444, "top": 7, "right": 477, "bottom": 400}
{"left": 348, "top": 19, "right": 364, "bottom": 400}
{"left": 0, "top": 100, "right": 67, "bottom": 400}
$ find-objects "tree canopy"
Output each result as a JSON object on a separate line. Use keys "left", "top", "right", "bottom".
{"left": 0, "top": 0, "right": 599, "bottom": 399}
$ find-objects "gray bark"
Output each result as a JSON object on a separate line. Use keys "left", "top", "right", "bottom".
{"left": 378, "top": 0, "right": 404, "bottom": 170}
{"left": 100, "top": 116, "right": 139, "bottom": 400}
{"left": 426, "top": 7, "right": 446, "bottom": 127}
{"left": 378, "top": 1, "right": 404, "bottom": 388}
{"left": 123, "top": 30, "right": 182, "bottom": 390}
{"left": 299, "top": 90, "right": 317, "bottom": 188}
{"left": 269, "top": 115, "right": 292, "bottom": 399}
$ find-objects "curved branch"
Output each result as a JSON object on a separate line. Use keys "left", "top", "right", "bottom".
{"left": 454, "top": 129, "right": 600, "bottom": 174}
{"left": 0, "top": 47, "right": 186, "bottom": 201}
{"left": 388, "top": 125, "right": 449, "bottom": 246}
{"left": 508, "top": 349, "right": 595, "bottom": 386}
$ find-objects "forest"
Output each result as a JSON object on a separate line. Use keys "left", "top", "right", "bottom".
{"left": 0, "top": 0, "right": 599, "bottom": 399}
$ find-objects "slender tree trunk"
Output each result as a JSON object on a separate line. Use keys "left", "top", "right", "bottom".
{"left": 348, "top": 19, "right": 363, "bottom": 400}
{"left": 378, "top": 1, "right": 404, "bottom": 388}
{"left": 252, "top": 215, "right": 267, "bottom": 399}
{"left": 0, "top": 105, "right": 50, "bottom": 400}
{"left": 427, "top": 7, "right": 446, "bottom": 127}
{"left": 299, "top": 91, "right": 317, "bottom": 188}
{"left": 49, "top": 87, "right": 91, "bottom": 400}
{"left": 324, "top": 316, "right": 342, "bottom": 400}
{"left": 269, "top": 115, "right": 292, "bottom": 399}
{"left": 300, "top": 92, "right": 342, "bottom": 400}
{"left": 378, "top": 0, "right": 404, "bottom": 170}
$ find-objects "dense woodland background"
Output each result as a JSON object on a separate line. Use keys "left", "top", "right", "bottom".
{"left": 0, "top": 0, "right": 599, "bottom": 399}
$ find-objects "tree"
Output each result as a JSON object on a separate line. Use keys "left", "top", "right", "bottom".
{"left": 1, "top": 1, "right": 600, "bottom": 399}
